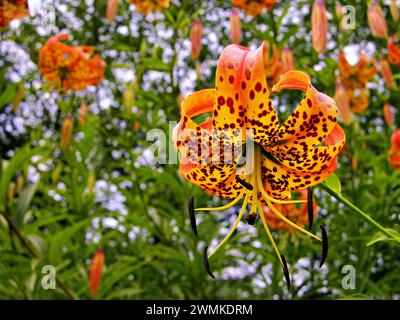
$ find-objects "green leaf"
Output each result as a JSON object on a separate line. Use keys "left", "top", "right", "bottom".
{"left": 0, "top": 147, "right": 31, "bottom": 208}
{"left": 48, "top": 220, "right": 90, "bottom": 265}
{"left": 0, "top": 83, "right": 18, "bottom": 110}
{"left": 323, "top": 173, "right": 341, "bottom": 194}
{"left": 366, "top": 228, "right": 400, "bottom": 246}
{"left": 15, "top": 183, "right": 38, "bottom": 226}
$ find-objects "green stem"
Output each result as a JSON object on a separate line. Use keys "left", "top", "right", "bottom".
{"left": 320, "top": 183, "right": 393, "bottom": 238}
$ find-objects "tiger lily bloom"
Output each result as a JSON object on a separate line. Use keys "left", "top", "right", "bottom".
{"left": 311, "top": 0, "right": 328, "bottom": 53}
{"left": 390, "top": 0, "right": 399, "bottom": 22}
{"left": 383, "top": 103, "right": 395, "bottom": 127}
{"left": 263, "top": 41, "right": 284, "bottom": 89}
{"left": 367, "top": 1, "right": 388, "bottom": 39}
{"left": 190, "top": 19, "right": 203, "bottom": 61}
{"left": 39, "top": 34, "right": 106, "bottom": 91}
{"left": 0, "top": 0, "right": 29, "bottom": 28}
{"left": 334, "top": 81, "right": 351, "bottom": 126}
{"left": 388, "top": 35, "right": 400, "bottom": 66}
{"left": 89, "top": 249, "right": 105, "bottom": 298}
{"left": 263, "top": 190, "right": 317, "bottom": 231}
{"left": 380, "top": 58, "right": 394, "bottom": 89}
{"left": 173, "top": 43, "right": 345, "bottom": 278}
{"left": 229, "top": 9, "right": 242, "bottom": 45}
{"left": 131, "top": 0, "right": 171, "bottom": 14}
{"left": 281, "top": 47, "right": 295, "bottom": 74}
{"left": 106, "top": 0, "right": 119, "bottom": 23}
{"left": 231, "top": 0, "right": 276, "bottom": 16}
{"left": 347, "top": 88, "right": 369, "bottom": 113}
{"left": 338, "top": 51, "right": 377, "bottom": 90}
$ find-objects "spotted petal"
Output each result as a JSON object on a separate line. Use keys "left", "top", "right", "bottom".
{"left": 267, "top": 70, "right": 338, "bottom": 163}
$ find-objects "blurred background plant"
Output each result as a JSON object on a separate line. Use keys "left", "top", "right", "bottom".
{"left": 0, "top": 0, "right": 399, "bottom": 300}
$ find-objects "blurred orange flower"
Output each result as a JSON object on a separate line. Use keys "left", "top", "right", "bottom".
{"left": 311, "top": 0, "right": 328, "bottom": 53}
{"left": 232, "top": 0, "right": 276, "bottom": 16}
{"left": 388, "top": 34, "right": 400, "bottom": 66}
{"left": 229, "top": 9, "right": 242, "bottom": 45}
{"left": 383, "top": 103, "right": 395, "bottom": 127}
{"left": 39, "top": 34, "right": 105, "bottom": 91}
{"left": 281, "top": 46, "right": 295, "bottom": 73}
{"left": 380, "top": 58, "right": 394, "bottom": 89}
{"left": 89, "top": 249, "right": 105, "bottom": 298}
{"left": 263, "top": 41, "right": 283, "bottom": 89}
{"left": 190, "top": 19, "right": 203, "bottom": 61}
{"left": 263, "top": 190, "right": 317, "bottom": 231}
{"left": 131, "top": 0, "right": 171, "bottom": 14}
{"left": 367, "top": 1, "right": 388, "bottom": 39}
{"left": 337, "top": 51, "right": 376, "bottom": 114}
{"left": 0, "top": 0, "right": 29, "bottom": 28}
{"left": 388, "top": 130, "right": 400, "bottom": 171}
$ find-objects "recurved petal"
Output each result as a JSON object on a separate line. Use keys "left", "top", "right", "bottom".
{"left": 262, "top": 123, "right": 345, "bottom": 197}
{"left": 245, "top": 42, "right": 280, "bottom": 145}
{"left": 268, "top": 70, "right": 338, "bottom": 162}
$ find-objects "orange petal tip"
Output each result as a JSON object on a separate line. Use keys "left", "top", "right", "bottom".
{"left": 272, "top": 70, "right": 311, "bottom": 92}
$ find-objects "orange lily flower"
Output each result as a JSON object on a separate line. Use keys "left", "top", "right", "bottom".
{"left": 39, "top": 34, "right": 105, "bottom": 91}
{"left": 174, "top": 43, "right": 345, "bottom": 277}
{"left": 383, "top": 103, "right": 395, "bottom": 127}
{"left": 380, "top": 58, "right": 394, "bottom": 89}
{"left": 263, "top": 41, "right": 284, "bottom": 89}
{"left": 190, "top": 19, "right": 203, "bottom": 61}
{"left": 367, "top": 1, "right": 388, "bottom": 39}
{"left": 131, "top": 0, "right": 171, "bottom": 14}
{"left": 89, "top": 249, "right": 105, "bottom": 298}
{"left": 388, "top": 34, "right": 400, "bottom": 66}
{"left": 232, "top": 0, "right": 276, "bottom": 16}
{"left": 311, "top": 0, "right": 328, "bottom": 53}
{"left": 0, "top": 0, "right": 29, "bottom": 28}
{"left": 281, "top": 46, "right": 295, "bottom": 73}
{"left": 338, "top": 51, "right": 376, "bottom": 90}
{"left": 347, "top": 88, "right": 369, "bottom": 113}
{"left": 229, "top": 9, "right": 242, "bottom": 45}
{"left": 263, "top": 190, "right": 317, "bottom": 231}
{"left": 334, "top": 81, "right": 351, "bottom": 126}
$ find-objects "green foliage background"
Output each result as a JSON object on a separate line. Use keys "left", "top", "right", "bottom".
{"left": 0, "top": 0, "right": 399, "bottom": 300}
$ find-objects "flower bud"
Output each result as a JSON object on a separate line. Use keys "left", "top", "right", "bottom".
{"left": 311, "top": 0, "right": 328, "bottom": 53}
{"left": 334, "top": 82, "right": 351, "bottom": 126}
{"left": 190, "top": 19, "right": 202, "bottom": 61}
{"left": 106, "top": 0, "right": 119, "bottom": 23}
{"left": 7, "top": 182, "right": 15, "bottom": 202}
{"left": 12, "top": 83, "right": 24, "bottom": 113}
{"left": 390, "top": 0, "right": 399, "bottom": 22}
{"left": 229, "top": 9, "right": 242, "bottom": 45}
{"left": 87, "top": 170, "right": 96, "bottom": 195}
{"left": 79, "top": 102, "right": 88, "bottom": 126}
{"left": 123, "top": 82, "right": 137, "bottom": 112}
{"left": 89, "top": 249, "right": 105, "bottom": 298}
{"left": 383, "top": 103, "right": 395, "bottom": 127}
{"left": 379, "top": 59, "right": 393, "bottom": 89}
{"left": 61, "top": 115, "right": 73, "bottom": 150}
{"left": 367, "top": 2, "right": 388, "bottom": 39}
{"left": 335, "top": 1, "right": 344, "bottom": 19}
{"left": 16, "top": 175, "right": 24, "bottom": 193}
{"left": 51, "top": 164, "right": 62, "bottom": 186}
{"left": 281, "top": 47, "right": 295, "bottom": 73}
